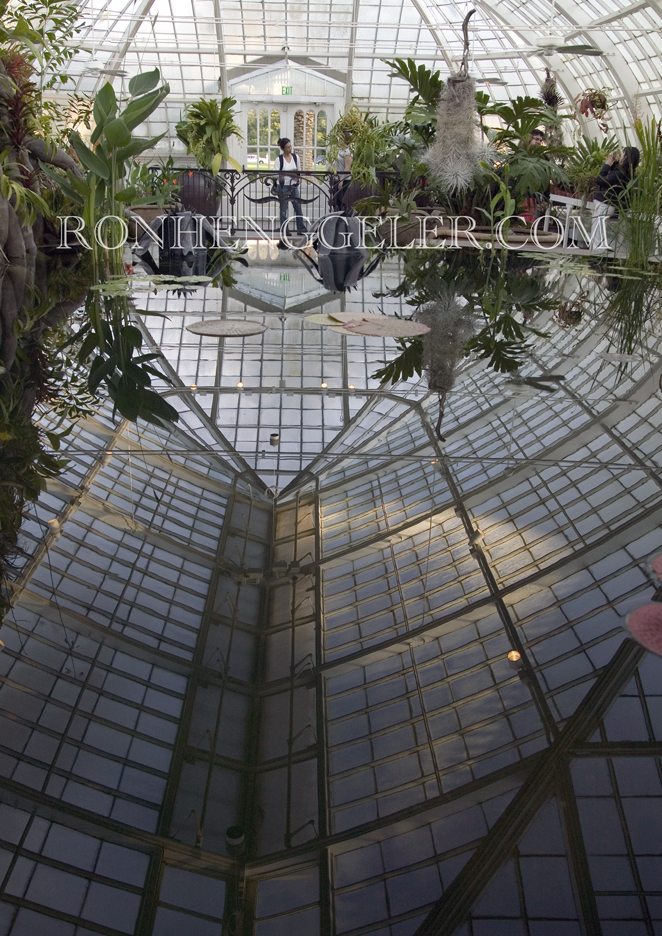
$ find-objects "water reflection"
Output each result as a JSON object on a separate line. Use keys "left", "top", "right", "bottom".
{"left": 2, "top": 236, "right": 662, "bottom": 609}
{"left": 0, "top": 250, "right": 94, "bottom": 613}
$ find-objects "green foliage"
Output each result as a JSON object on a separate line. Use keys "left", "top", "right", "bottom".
{"left": 374, "top": 249, "right": 555, "bottom": 386}
{"left": 0, "top": 149, "right": 50, "bottom": 224}
{"left": 371, "top": 337, "right": 423, "bottom": 383}
{"left": 0, "top": 405, "right": 66, "bottom": 614}
{"left": 502, "top": 150, "right": 570, "bottom": 201}
{"left": 70, "top": 305, "right": 180, "bottom": 426}
{"left": 175, "top": 97, "right": 243, "bottom": 173}
{"left": 354, "top": 178, "right": 422, "bottom": 221}
{"left": 565, "top": 133, "right": 620, "bottom": 198}
{"left": 385, "top": 59, "right": 444, "bottom": 107}
{"left": 125, "top": 156, "right": 181, "bottom": 208}
{"left": 39, "top": 70, "right": 181, "bottom": 429}
{"left": 40, "top": 70, "right": 169, "bottom": 281}
{"left": 327, "top": 104, "right": 397, "bottom": 185}
{"left": 38, "top": 93, "right": 93, "bottom": 148}
{"left": 479, "top": 95, "right": 567, "bottom": 145}
{"left": 0, "top": 0, "right": 82, "bottom": 87}
{"left": 606, "top": 119, "right": 662, "bottom": 354}
{"left": 385, "top": 58, "right": 444, "bottom": 143}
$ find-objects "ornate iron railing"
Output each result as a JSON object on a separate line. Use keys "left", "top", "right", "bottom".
{"left": 177, "top": 168, "right": 340, "bottom": 237}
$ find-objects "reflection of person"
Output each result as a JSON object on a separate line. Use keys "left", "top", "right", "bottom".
{"left": 337, "top": 129, "right": 353, "bottom": 173}
{"left": 589, "top": 146, "right": 640, "bottom": 250}
{"left": 273, "top": 137, "right": 306, "bottom": 243}
{"left": 332, "top": 128, "right": 353, "bottom": 212}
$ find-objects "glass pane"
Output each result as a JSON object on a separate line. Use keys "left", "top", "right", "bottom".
{"left": 317, "top": 111, "right": 327, "bottom": 146}
{"left": 303, "top": 110, "right": 315, "bottom": 169}
{"left": 246, "top": 108, "right": 257, "bottom": 166}
{"left": 293, "top": 110, "right": 304, "bottom": 150}
{"left": 259, "top": 108, "right": 268, "bottom": 160}
{"left": 270, "top": 109, "right": 281, "bottom": 147}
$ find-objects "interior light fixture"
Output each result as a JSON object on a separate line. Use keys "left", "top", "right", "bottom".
{"left": 321, "top": 382, "right": 328, "bottom": 388}
{"left": 190, "top": 384, "right": 197, "bottom": 390}
{"left": 507, "top": 650, "right": 524, "bottom": 670}
{"left": 348, "top": 384, "right": 355, "bottom": 389}
{"left": 237, "top": 381, "right": 244, "bottom": 388}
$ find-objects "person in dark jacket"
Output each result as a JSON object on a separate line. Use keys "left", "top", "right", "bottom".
{"left": 589, "top": 146, "right": 640, "bottom": 250}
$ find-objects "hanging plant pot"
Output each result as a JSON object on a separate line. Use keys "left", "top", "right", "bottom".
{"left": 575, "top": 88, "right": 610, "bottom": 133}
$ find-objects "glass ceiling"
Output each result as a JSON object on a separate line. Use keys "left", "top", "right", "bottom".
{"left": 59, "top": 0, "right": 662, "bottom": 138}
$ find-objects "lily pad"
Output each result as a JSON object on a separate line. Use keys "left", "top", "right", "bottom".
{"left": 333, "top": 320, "right": 430, "bottom": 338}
{"left": 186, "top": 319, "right": 267, "bottom": 337}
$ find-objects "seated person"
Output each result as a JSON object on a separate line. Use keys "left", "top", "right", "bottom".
{"left": 589, "top": 146, "right": 640, "bottom": 250}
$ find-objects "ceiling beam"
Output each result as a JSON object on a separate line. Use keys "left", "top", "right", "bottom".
{"left": 212, "top": 0, "right": 229, "bottom": 97}
{"left": 76, "top": 0, "right": 156, "bottom": 94}
{"left": 406, "top": 0, "right": 455, "bottom": 71}
{"left": 345, "top": 0, "right": 362, "bottom": 107}
{"left": 414, "top": 638, "right": 646, "bottom": 936}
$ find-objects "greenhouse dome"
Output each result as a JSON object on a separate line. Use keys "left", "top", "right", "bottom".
{"left": 1, "top": 0, "right": 662, "bottom": 934}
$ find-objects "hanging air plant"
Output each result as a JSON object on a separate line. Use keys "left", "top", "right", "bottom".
{"left": 425, "top": 10, "right": 492, "bottom": 194}
{"left": 575, "top": 88, "right": 610, "bottom": 134}
{"left": 540, "top": 68, "right": 565, "bottom": 148}
{"left": 415, "top": 287, "right": 475, "bottom": 439}
{"left": 540, "top": 68, "right": 563, "bottom": 109}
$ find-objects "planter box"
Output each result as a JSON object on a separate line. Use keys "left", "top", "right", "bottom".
{"left": 178, "top": 170, "right": 218, "bottom": 216}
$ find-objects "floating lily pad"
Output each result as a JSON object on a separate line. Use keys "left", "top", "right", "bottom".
{"left": 333, "top": 319, "right": 430, "bottom": 338}
{"left": 328, "top": 311, "right": 388, "bottom": 323}
{"left": 91, "top": 275, "right": 212, "bottom": 295}
{"left": 186, "top": 319, "right": 267, "bottom": 337}
{"left": 305, "top": 314, "right": 341, "bottom": 325}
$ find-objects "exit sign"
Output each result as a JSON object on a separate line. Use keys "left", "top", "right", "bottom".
{"left": 281, "top": 85, "right": 293, "bottom": 95}
{"left": 280, "top": 273, "right": 290, "bottom": 281}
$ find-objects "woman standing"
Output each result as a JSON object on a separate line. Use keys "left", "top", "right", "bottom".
{"left": 589, "top": 146, "right": 640, "bottom": 251}
{"left": 273, "top": 138, "right": 307, "bottom": 245}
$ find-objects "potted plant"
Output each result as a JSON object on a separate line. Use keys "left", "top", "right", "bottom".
{"left": 175, "top": 97, "right": 242, "bottom": 214}
{"left": 124, "top": 156, "right": 182, "bottom": 238}
{"left": 575, "top": 88, "right": 610, "bottom": 133}
{"left": 564, "top": 133, "right": 620, "bottom": 199}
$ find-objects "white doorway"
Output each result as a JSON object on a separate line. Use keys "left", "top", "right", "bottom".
{"left": 243, "top": 105, "right": 331, "bottom": 171}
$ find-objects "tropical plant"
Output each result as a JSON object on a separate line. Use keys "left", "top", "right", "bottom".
{"left": 175, "top": 97, "right": 243, "bottom": 174}
{"left": 41, "top": 70, "right": 169, "bottom": 274}
{"left": 385, "top": 59, "right": 444, "bottom": 144}
{"left": 40, "top": 69, "right": 185, "bottom": 426}
{"left": 564, "top": 133, "right": 620, "bottom": 198}
{"left": 0, "top": 0, "right": 82, "bottom": 88}
{"left": 575, "top": 88, "right": 610, "bottom": 133}
{"left": 38, "top": 93, "right": 93, "bottom": 148}
{"left": 539, "top": 68, "right": 565, "bottom": 149}
{"left": 373, "top": 247, "right": 556, "bottom": 385}
{"left": 126, "top": 155, "right": 181, "bottom": 208}
{"left": 327, "top": 104, "right": 397, "bottom": 186}
{"left": 606, "top": 119, "right": 662, "bottom": 353}
{"left": 67, "top": 309, "right": 179, "bottom": 425}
